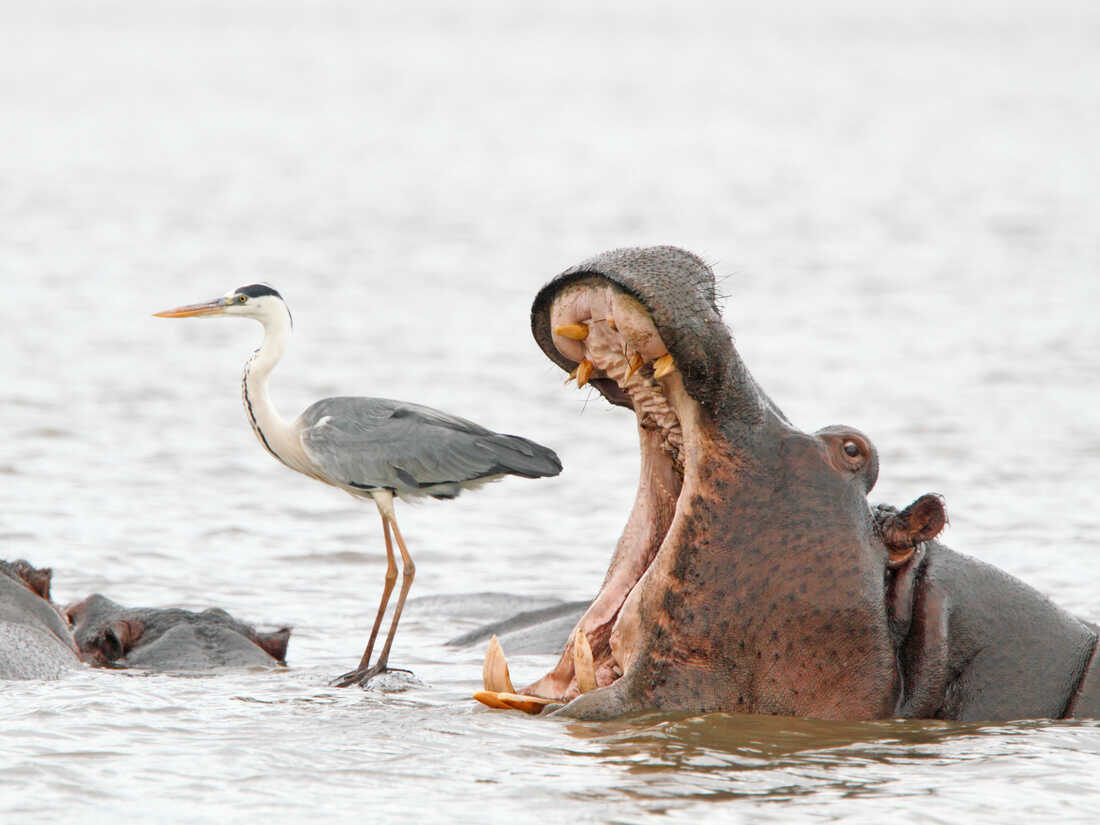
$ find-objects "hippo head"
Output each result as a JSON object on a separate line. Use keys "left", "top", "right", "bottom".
{"left": 480, "top": 247, "right": 948, "bottom": 719}
{"left": 65, "top": 594, "right": 290, "bottom": 669}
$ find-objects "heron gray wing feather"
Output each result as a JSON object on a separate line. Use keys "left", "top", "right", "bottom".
{"left": 297, "top": 397, "right": 561, "bottom": 495}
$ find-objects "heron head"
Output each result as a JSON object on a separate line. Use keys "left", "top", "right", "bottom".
{"left": 154, "top": 284, "right": 291, "bottom": 326}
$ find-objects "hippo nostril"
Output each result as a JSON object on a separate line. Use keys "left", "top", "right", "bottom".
{"left": 99, "top": 628, "right": 125, "bottom": 662}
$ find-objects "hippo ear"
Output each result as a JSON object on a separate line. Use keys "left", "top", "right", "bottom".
{"left": 12, "top": 560, "right": 52, "bottom": 601}
{"left": 879, "top": 494, "right": 947, "bottom": 565}
{"left": 255, "top": 628, "right": 291, "bottom": 664}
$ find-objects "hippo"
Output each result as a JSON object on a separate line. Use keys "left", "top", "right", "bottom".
{"left": 473, "top": 246, "right": 1099, "bottom": 721}
{"left": 65, "top": 594, "right": 291, "bottom": 671}
{"left": 0, "top": 559, "right": 81, "bottom": 679}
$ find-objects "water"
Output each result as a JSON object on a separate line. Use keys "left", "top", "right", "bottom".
{"left": 2, "top": 0, "right": 1099, "bottom": 821}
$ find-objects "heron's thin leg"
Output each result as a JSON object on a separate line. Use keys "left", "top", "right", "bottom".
{"left": 332, "top": 490, "right": 416, "bottom": 687}
{"left": 372, "top": 513, "right": 415, "bottom": 670}
{"left": 356, "top": 516, "right": 397, "bottom": 671}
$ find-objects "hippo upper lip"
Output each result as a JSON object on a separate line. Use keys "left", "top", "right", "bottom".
{"left": 531, "top": 246, "right": 770, "bottom": 426}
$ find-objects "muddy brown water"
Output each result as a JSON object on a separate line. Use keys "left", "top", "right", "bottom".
{"left": 2, "top": 1, "right": 1099, "bottom": 822}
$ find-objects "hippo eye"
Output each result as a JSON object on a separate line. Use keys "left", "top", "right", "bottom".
{"left": 843, "top": 440, "right": 860, "bottom": 458}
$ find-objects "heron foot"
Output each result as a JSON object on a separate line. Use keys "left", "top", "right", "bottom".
{"left": 331, "top": 663, "right": 413, "bottom": 688}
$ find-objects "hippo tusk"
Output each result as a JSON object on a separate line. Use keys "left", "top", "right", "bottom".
{"left": 576, "top": 358, "right": 594, "bottom": 388}
{"left": 482, "top": 635, "right": 516, "bottom": 694}
{"left": 472, "top": 690, "right": 513, "bottom": 709}
{"left": 475, "top": 636, "right": 566, "bottom": 714}
{"left": 554, "top": 323, "right": 589, "bottom": 340}
{"left": 572, "top": 628, "right": 598, "bottom": 694}
{"left": 494, "top": 692, "right": 558, "bottom": 714}
{"left": 626, "top": 352, "right": 644, "bottom": 380}
{"left": 653, "top": 353, "right": 676, "bottom": 379}
{"left": 473, "top": 690, "right": 557, "bottom": 714}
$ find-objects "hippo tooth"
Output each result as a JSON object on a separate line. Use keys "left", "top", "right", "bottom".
{"left": 473, "top": 691, "right": 556, "bottom": 715}
{"left": 626, "top": 352, "right": 644, "bottom": 380}
{"left": 572, "top": 628, "right": 598, "bottom": 694}
{"left": 473, "top": 690, "right": 512, "bottom": 709}
{"left": 482, "top": 635, "right": 516, "bottom": 693}
{"left": 554, "top": 322, "right": 589, "bottom": 341}
{"left": 606, "top": 317, "right": 617, "bottom": 331}
{"left": 576, "top": 358, "right": 594, "bottom": 388}
{"left": 653, "top": 354, "right": 676, "bottom": 379}
{"left": 564, "top": 366, "right": 578, "bottom": 385}
{"left": 495, "top": 692, "right": 558, "bottom": 714}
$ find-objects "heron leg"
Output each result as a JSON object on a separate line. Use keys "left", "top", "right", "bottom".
{"left": 332, "top": 490, "right": 416, "bottom": 688}
{"left": 371, "top": 513, "right": 415, "bottom": 670}
{"left": 355, "top": 516, "right": 397, "bottom": 671}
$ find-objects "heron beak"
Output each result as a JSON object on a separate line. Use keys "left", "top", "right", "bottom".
{"left": 153, "top": 297, "right": 233, "bottom": 318}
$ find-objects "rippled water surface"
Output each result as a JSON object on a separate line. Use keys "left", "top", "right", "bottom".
{"left": 2, "top": 0, "right": 1099, "bottom": 822}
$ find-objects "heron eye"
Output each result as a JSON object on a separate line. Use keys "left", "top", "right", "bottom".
{"left": 237, "top": 295, "right": 247, "bottom": 303}
{"left": 843, "top": 440, "right": 860, "bottom": 457}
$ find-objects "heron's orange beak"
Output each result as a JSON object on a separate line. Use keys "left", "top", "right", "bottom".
{"left": 153, "top": 297, "right": 233, "bottom": 318}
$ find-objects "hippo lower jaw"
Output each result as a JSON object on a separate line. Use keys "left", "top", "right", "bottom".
{"left": 477, "top": 277, "right": 704, "bottom": 714}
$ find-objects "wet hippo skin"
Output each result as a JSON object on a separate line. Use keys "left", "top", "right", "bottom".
{"left": 0, "top": 559, "right": 81, "bottom": 680}
{"left": 476, "top": 246, "right": 1098, "bottom": 721}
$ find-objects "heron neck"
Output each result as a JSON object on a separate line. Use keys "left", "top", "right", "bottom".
{"left": 242, "top": 310, "right": 297, "bottom": 467}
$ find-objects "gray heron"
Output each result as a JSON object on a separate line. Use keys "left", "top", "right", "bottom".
{"left": 154, "top": 284, "right": 562, "bottom": 686}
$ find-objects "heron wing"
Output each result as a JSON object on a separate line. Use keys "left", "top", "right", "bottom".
{"left": 297, "top": 397, "right": 560, "bottom": 496}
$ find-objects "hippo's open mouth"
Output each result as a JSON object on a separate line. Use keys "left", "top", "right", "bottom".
{"left": 476, "top": 273, "right": 705, "bottom": 713}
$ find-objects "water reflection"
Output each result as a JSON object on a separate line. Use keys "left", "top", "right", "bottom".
{"left": 559, "top": 712, "right": 1077, "bottom": 805}
{"left": 571, "top": 712, "right": 978, "bottom": 765}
